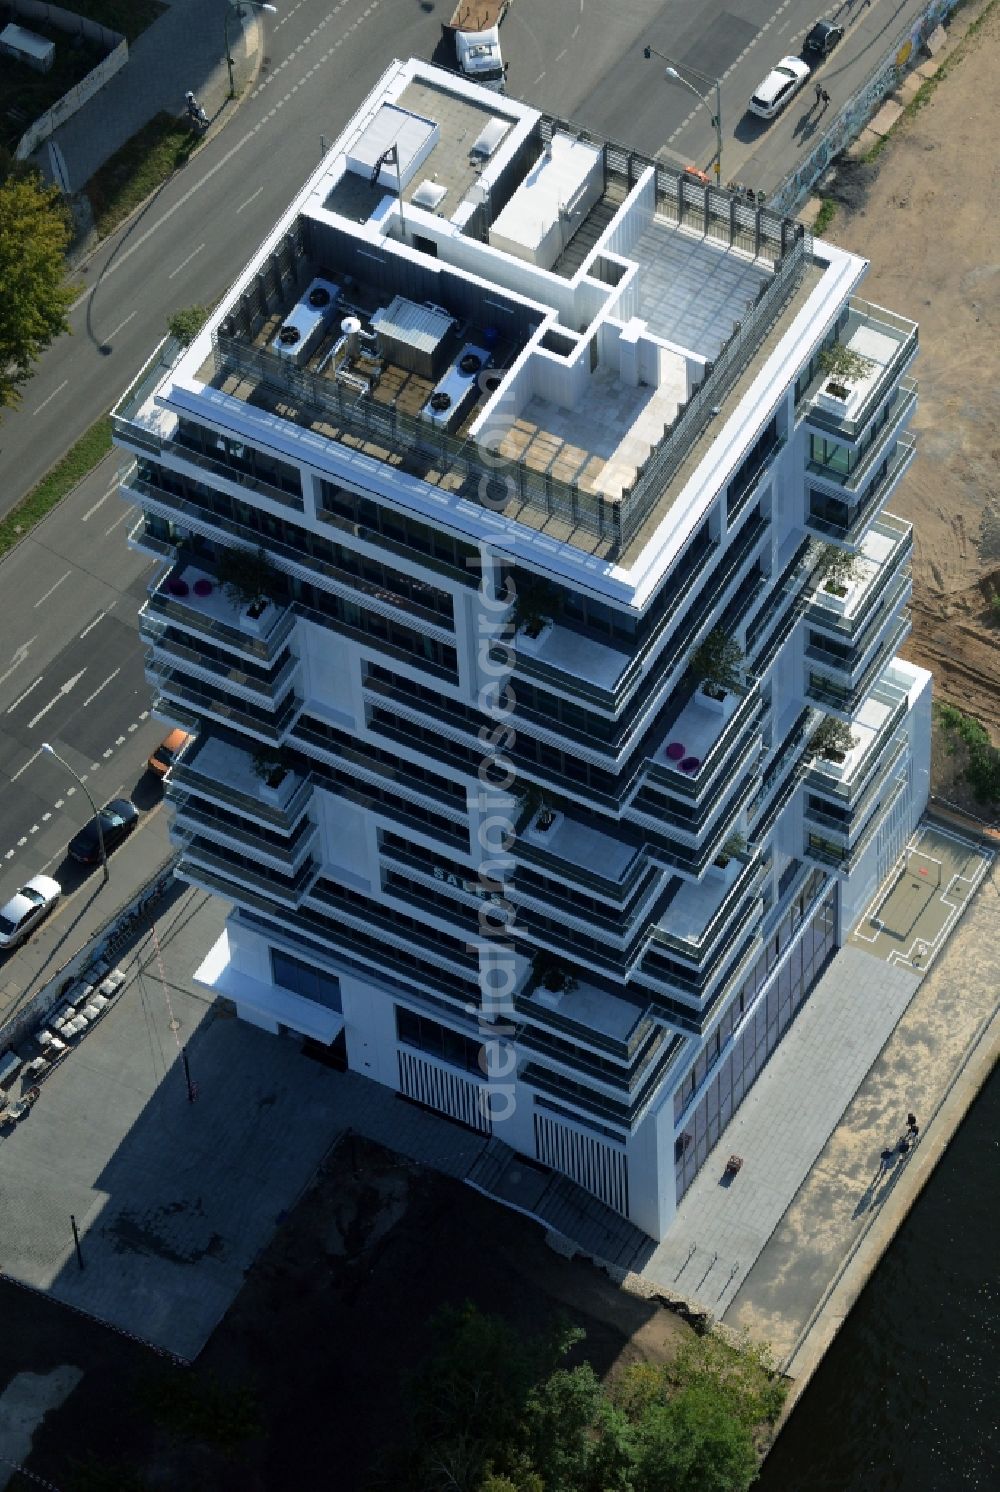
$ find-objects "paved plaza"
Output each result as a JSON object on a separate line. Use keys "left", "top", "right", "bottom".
{"left": 637, "top": 817, "right": 995, "bottom": 1345}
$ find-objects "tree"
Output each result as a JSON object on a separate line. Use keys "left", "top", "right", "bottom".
{"left": 0, "top": 174, "right": 74, "bottom": 415}
{"left": 632, "top": 1382, "right": 759, "bottom": 1492}
{"left": 817, "top": 343, "right": 873, "bottom": 385}
{"left": 816, "top": 543, "right": 860, "bottom": 596}
{"left": 809, "top": 716, "right": 858, "bottom": 760}
{"left": 167, "top": 304, "right": 210, "bottom": 346}
{"left": 215, "top": 544, "right": 280, "bottom": 613}
{"left": 690, "top": 627, "right": 743, "bottom": 696}
{"left": 936, "top": 702, "right": 1000, "bottom": 804}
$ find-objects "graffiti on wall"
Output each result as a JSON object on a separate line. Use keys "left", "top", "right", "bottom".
{"left": 770, "top": 0, "right": 960, "bottom": 215}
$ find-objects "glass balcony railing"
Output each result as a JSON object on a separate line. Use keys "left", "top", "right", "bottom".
{"left": 798, "top": 300, "right": 918, "bottom": 442}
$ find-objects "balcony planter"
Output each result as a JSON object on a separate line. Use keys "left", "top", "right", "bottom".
{"left": 698, "top": 682, "right": 731, "bottom": 715}
{"left": 515, "top": 617, "right": 553, "bottom": 655}
{"left": 240, "top": 599, "right": 274, "bottom": 637}
{"left": 525, "top": 808, "right": 563, "bottom": 844}
{"left": 251, "top": 748, "right": 293, "bottom": 805}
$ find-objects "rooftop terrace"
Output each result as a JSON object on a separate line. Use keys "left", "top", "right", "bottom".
{"left": 117, "top": 59, "right": 823, "bottom": 565}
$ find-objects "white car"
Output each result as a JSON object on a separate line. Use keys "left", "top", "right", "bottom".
{"left": 748, "top": 56, "right": 811, "bottom": 119}
{"left": 0, "top": 875, "right": 61, "bottom": 951}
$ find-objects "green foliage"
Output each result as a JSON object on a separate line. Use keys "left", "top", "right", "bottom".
{"left": 632, "top": 1382, "right": 759, "bottom": 1492}
{"left": 87, "top": 112, "right": 200, "bottom": 239}
{"left": 216, "top": 543, "right": 280, "bottom": 609}
{"left": 531, "top": 948, "right": 577, "bottom": 995}
{"left": 690, "top": 627, "right": 743, "bottom": 693}
{"left": 168, "top": 304, "right": 209, "bottom": 346}
{"left": 379, "top": 1303, "right": 786, "bottom": 1492}
{"left": 511, "top": 571, "right": 560, "bottom": 634}
{"left": 817, "top": 343, "right": 874, "bottom": 384}
{"left": 0, "top": 174, "right": 74, "bottom": 414}
{"left": 812, "top": 196, "right": 837, "bottom": 235}
{"left": 817, "top": 543, "right": 860, "bottom": 594}
{"left": 136, "top": 1370, "right": 261, "bottom": 1453}
{"left": 809, "top": 715, "right": 858, "bottom": 760}
{"left": 0, "top": 415, "right": 112, "bottom": 558}
{"left": 936, "top": 703, "right": 1000, "bottom": 803}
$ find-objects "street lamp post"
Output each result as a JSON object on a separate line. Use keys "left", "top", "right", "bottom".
{"left": 643, "top": 45, "right": 723, "bottom": 185}
{"left": 225, "top": 1, "right": 277, "bottom": 99}
{"left": 41, "top": 742, "right": 109, "bottom": 884}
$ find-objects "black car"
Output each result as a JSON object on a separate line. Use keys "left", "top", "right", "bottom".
{"left": 805, "top": 19, "right": 844, "bottom": 55}
{"left": 68, "top": 798, "right": 139, "bottom": 864}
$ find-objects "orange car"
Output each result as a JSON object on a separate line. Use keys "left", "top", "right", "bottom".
{"left": 147, "top": 729, "right": 193, "bottom": 777}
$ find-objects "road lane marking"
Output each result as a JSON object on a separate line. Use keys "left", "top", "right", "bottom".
{"left": 104, "top": 507, "right": 134, "bottom": 535}
{"left": 82, "top": 668, "right": 121, "bottom": 708}
{"left": 0, "top": 637, "right": 38, "bottom": 690}
{"left": 11, "top": 748, "right": 43, "bottom": 781}
{"left": 82, "top": 483, "right": 118, "bottom": 521}
{"left": 6, "top": 677, "right": 43, "bottom": 713}
{"left": 42, "top": 812, "right": 52, "bottom": 822}
{"left": 27, "top": 668, "right": 86, "bottom": 727}
{"left": 33, "top": 570, "right": 72, "bottom": 608}
{"left": 167, "top": 242, "right": 207, "bottom": 279}
{"left": 31, "top": 380, "right": 68, "bottom": 417}
{"left": 54, "top": 799, "right": 64, "bottom": 809}
{"left": 79, "top": 611, "right": 107, "bottom": 639}
{"left": 237, "top": 186, "right": 264, "bottom": 213}
{"left": 105, "top": 310, "right": 137, "bottom": 342}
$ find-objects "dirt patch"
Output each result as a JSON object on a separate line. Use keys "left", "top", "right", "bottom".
{"left": 824, "top": 0, "right": 1000, "bottom": 756}
{"left": 8, "top": 1136, "right": 690, "bottom": 1490}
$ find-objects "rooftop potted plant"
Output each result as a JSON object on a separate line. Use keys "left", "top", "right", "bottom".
{"left": 519, "top": 784, "right": 560, "bottom": 837}
{"left": 531, "top": 948, "right": 577, "bottom": 996}
{"left": 690, "top": 626, "right": 743, "bottom": 710}
{"left": 816, "top": 343, "right": 874, "bottom": 404}
{"left": 511, "top": 573, "right": 560, "bottom": 649}
{"left": 809, "top": 716, "right": 859, "bottom": 765}
{"left": 250, "top": 745, "right": 292, "bottom": 801}
{"left": 217, "top": 544, "right": 281, "bottom": 630}
{"left": 816, "top": 543, "right": 862, "bottom": 601}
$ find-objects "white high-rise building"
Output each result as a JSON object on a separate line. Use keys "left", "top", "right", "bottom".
{"left": 114, "top": 59, "right": 929, "bottom": 1240}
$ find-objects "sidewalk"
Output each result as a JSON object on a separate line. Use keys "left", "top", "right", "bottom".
{"left": 0, "top": 804, "right": 175, "bottom": 1038}
{"left": 34, "top": 0, "right": 261, "bottom": 195}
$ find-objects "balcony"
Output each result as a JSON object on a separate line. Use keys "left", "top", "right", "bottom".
{"left": 799, "top": 299, "right": 918, "bottom": 442}
{"left": 806, "top": 514, "right": 912, "bottom": 638}
{"left": 805, "top": 772, "right": 909, "bottom": 874}
{"left": 168, "top": 791, "right": 317, "bottom": 874}
{"left": 142, "top": 563, "right": 296, "bottom": 663}
{"left": 805, "top": 612, "right": 911, "bottom": 718}
{"left": 650, "top": 852, "right": 768, "bottom": 961}
{"left": 804, "top": 676, "right": 909, "bottom": 797}
{"left": 143, "top": 630, "right": 299, "bottom": 709}
{"left": 806, "top": 435, "right": 916, "bottom": 548}
{"left": 148, "top": 669, "right": 297, "bottom": 744}
{"left": 521, "top": 974, "right": 652, "bottom": 1056}
{"left": 644, "top": 680, "right": 763, "bottom": 802}
{"left": 166, "top": 734, "right": 312, "bottom": 830}
{"left": 177, "top": 834, "right": 316, "bottom": 909}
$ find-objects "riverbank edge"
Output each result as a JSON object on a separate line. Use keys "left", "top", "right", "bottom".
{"left": 772, "top": 996, "right": 999, "bottom": 1430}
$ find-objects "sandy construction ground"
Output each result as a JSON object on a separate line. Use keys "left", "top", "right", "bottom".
{"left": 825, "top": 0, "right": 1000, "bottom": 754}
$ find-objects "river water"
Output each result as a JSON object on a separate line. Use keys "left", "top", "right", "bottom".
{"left": 758, "top": 1066, "right": 998, "bottom": 1492}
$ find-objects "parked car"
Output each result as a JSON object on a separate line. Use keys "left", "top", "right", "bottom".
{"left": 0, "top": 875, "right": 61, "bottom": 950}
{"left": 804, "top": 19, "right": 845, "bottom": 56}
{"left": 147, "top": 729, "right": 193, "bottom": 778}
{"left": 68, "top": 799, "right": 139, "bottom": 865}
{"left": 748, "top": 56, "right": 811, "bottom": 119}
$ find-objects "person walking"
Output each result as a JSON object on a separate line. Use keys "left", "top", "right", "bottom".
{"left": 820, "top": 88, "right": 831, "bottom": 112}
{"left": 907, "top": 1112, "right": 919, "bottom": 1140}
{"left": 814, "top": 81, "right": 823, "bottom": 107}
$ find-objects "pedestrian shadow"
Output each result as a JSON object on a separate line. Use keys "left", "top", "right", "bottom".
{"left": 854, "top": 1142, "right": 916, "bottom": 1217}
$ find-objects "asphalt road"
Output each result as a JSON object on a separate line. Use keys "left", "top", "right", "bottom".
{"left": 0, "top": 0, "right": 932, "bottom": 516}
{"left": 0, "top": 454, "right": 163, "bottom": 901}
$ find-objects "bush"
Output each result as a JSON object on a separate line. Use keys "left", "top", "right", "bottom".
{"left": 936, "top": 703, "right": 1000, "bottom": 804}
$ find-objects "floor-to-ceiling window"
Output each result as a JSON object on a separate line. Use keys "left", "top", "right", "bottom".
{"left": 673, "top": 879, "right": 837, "bottom": 1204}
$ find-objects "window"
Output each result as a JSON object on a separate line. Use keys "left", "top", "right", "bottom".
{"left": 396, "top": 1006, "right": 484, "bottom": 1075}
{"left": 271, "top": 949, "right": 342, "bottom": 1012}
